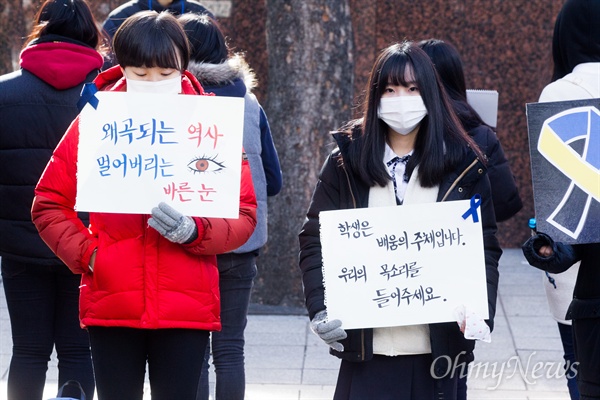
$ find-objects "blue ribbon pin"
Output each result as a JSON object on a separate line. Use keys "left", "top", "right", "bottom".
{"left": 462, "top": 194, "right": 482, "bottom": 223}
{"left": 77, "top": 82, "right": 99, "bottom": 112}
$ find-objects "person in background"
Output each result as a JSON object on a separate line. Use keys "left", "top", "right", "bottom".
{"left": 31, "top": 11, "right": 257, "bottom": 399}
{"left": 418, "top": 38, "right": 522, "bottom": 399}
{"left": 0, "top": 0, "right": 103, "bottom": 398}
{"left": 298, "top": 41, "right": 501, "bottom": 400}
{"left": 523, "top": 0, "right": 600, "bottom": 399}
{"left": 417, "top": 39, "right": 522, "bottom": 224}
{"left": 101, "top": 0, "right": 214, "bottom": 68}
{"left": 178, "top": 13, "right": 283, "bottom": 400}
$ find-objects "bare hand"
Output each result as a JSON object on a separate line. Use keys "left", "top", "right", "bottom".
{"left": 459, "top": 319, "right": 466, "bottom": 333}
{"left": 538, "top": 245, "right": 553, "bottom": 257}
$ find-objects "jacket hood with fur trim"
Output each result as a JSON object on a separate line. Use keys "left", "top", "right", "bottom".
{"left": 187, "top": 55, "right": 257, "bottom": 92}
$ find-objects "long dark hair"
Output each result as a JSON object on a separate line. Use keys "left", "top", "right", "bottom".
{"left": 24, "top": 0, "right": 103, "bottom": 49}
{"left": 113, "top": 11, "right": 190, "bottom": 71}
{"left": 344, "top": 41, "right": 481, "bottom": 188}
{"left": 418, "top": 38, "right": 488, "bottom": 131}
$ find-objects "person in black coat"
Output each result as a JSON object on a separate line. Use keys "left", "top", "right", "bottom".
{"left": 418, "top": 39, "right": 522, "bottom": 223}
{"left": 523, "top": 1, "right": 600, "bottom": 399}
{"left": 298, "top": 41, "right": 501, "bottom": 400}
{"left": 0, "top": 0, "right": 104, "bottom": 398}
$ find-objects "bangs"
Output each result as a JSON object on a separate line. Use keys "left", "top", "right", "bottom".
{"left": 375, "top": 49, "right": 417, "bottom": 98}
{"left": 122, "top": 30, "right": 183, "bottom": 69}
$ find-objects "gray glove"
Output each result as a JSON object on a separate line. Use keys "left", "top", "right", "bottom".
{"left": 148, "top": 202, "right": 197, "bottom": 244}
{"left": 310, "top": 309, "right": 347, "bottom": 352}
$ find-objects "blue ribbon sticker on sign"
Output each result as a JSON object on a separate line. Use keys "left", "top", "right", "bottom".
{"left": 462, "top": 194, "right": 481, "bottom": 223}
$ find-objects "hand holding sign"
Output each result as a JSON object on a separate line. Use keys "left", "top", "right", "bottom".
{"left": 310, "top": 309, "right": 347, "bottom": 352}
{"left": 149, "top": 202, "right": 197, "bottom": 244}
{"left": 454, "top": 305, "right": 491, "bottom": 342}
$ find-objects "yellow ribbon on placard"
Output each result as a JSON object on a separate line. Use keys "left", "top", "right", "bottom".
{"left": 538, "top": 109, "right": 600, "bottom": 201}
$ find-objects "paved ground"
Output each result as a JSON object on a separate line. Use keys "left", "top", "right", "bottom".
{"left": 0, "top": 248, "right": 573, "bottom": 399}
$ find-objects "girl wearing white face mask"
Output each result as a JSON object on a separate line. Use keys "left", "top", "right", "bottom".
{"left": 299, "top": 41, "right": 501, "bottom": 400}
{"left": 32, "top": 10, "right": 258, "bottom": 400}
{"left": 124, "top": 69, "right": 183, "bottom": 94}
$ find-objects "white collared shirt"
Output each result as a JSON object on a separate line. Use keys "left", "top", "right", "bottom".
{"left": 383, "top": 144, "right": 413, "bottom": 204}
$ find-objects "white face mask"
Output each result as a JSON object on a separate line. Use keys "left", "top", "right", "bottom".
{"left": 377, "top": 96, "right": 428, "bottom": 135}
{"left": 126, "top": 75, "right": 182, "bottom": 94}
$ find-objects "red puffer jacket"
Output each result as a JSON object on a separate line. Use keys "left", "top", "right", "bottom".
{"left": 32, "top": 67, "right": 257, "bottom": 331}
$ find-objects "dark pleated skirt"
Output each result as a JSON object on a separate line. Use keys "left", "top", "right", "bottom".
{"left": 333, "top": 353, "right": 457, "bottom": 400}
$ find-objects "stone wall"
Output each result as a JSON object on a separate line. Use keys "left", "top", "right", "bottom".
{"left": 1, "top": 0, "right": 565, "bottom": 251}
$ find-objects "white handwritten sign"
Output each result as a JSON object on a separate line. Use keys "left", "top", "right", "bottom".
{"left": 76, "top": 92, "right": 244, "bottom": 218}
{"left": 319, "top": 199, "right": 488, "bottom": 329}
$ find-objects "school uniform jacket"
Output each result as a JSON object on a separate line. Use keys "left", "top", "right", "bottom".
{"left": 32, "top": 67, "right": 257, "bottom": 331}
{"left": 299, "top": 131, "right": 501, "bottom": 372}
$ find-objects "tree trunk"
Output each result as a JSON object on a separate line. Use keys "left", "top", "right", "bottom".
{"left": 0, "top": 1, "right": 27, "bottom": 74}
{"left": 254, "top": 0, "right": 354, "bottom": 308}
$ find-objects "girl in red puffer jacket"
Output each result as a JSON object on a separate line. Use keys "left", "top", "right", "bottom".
{"left": 32, "top": 11, "right": 257, "bottom": 400}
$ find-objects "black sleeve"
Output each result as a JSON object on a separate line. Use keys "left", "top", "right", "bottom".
{"left": 472, "top": 125, "right": 522, "bottom": 222}
{"left": 522, "top": 232, "right": 580, "bottom": 274}
{"left": 298, "top": 153, "right": 344, "bottom": 319}
{"left": 475, "top": 173, "right": 502, "bottom": 332}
